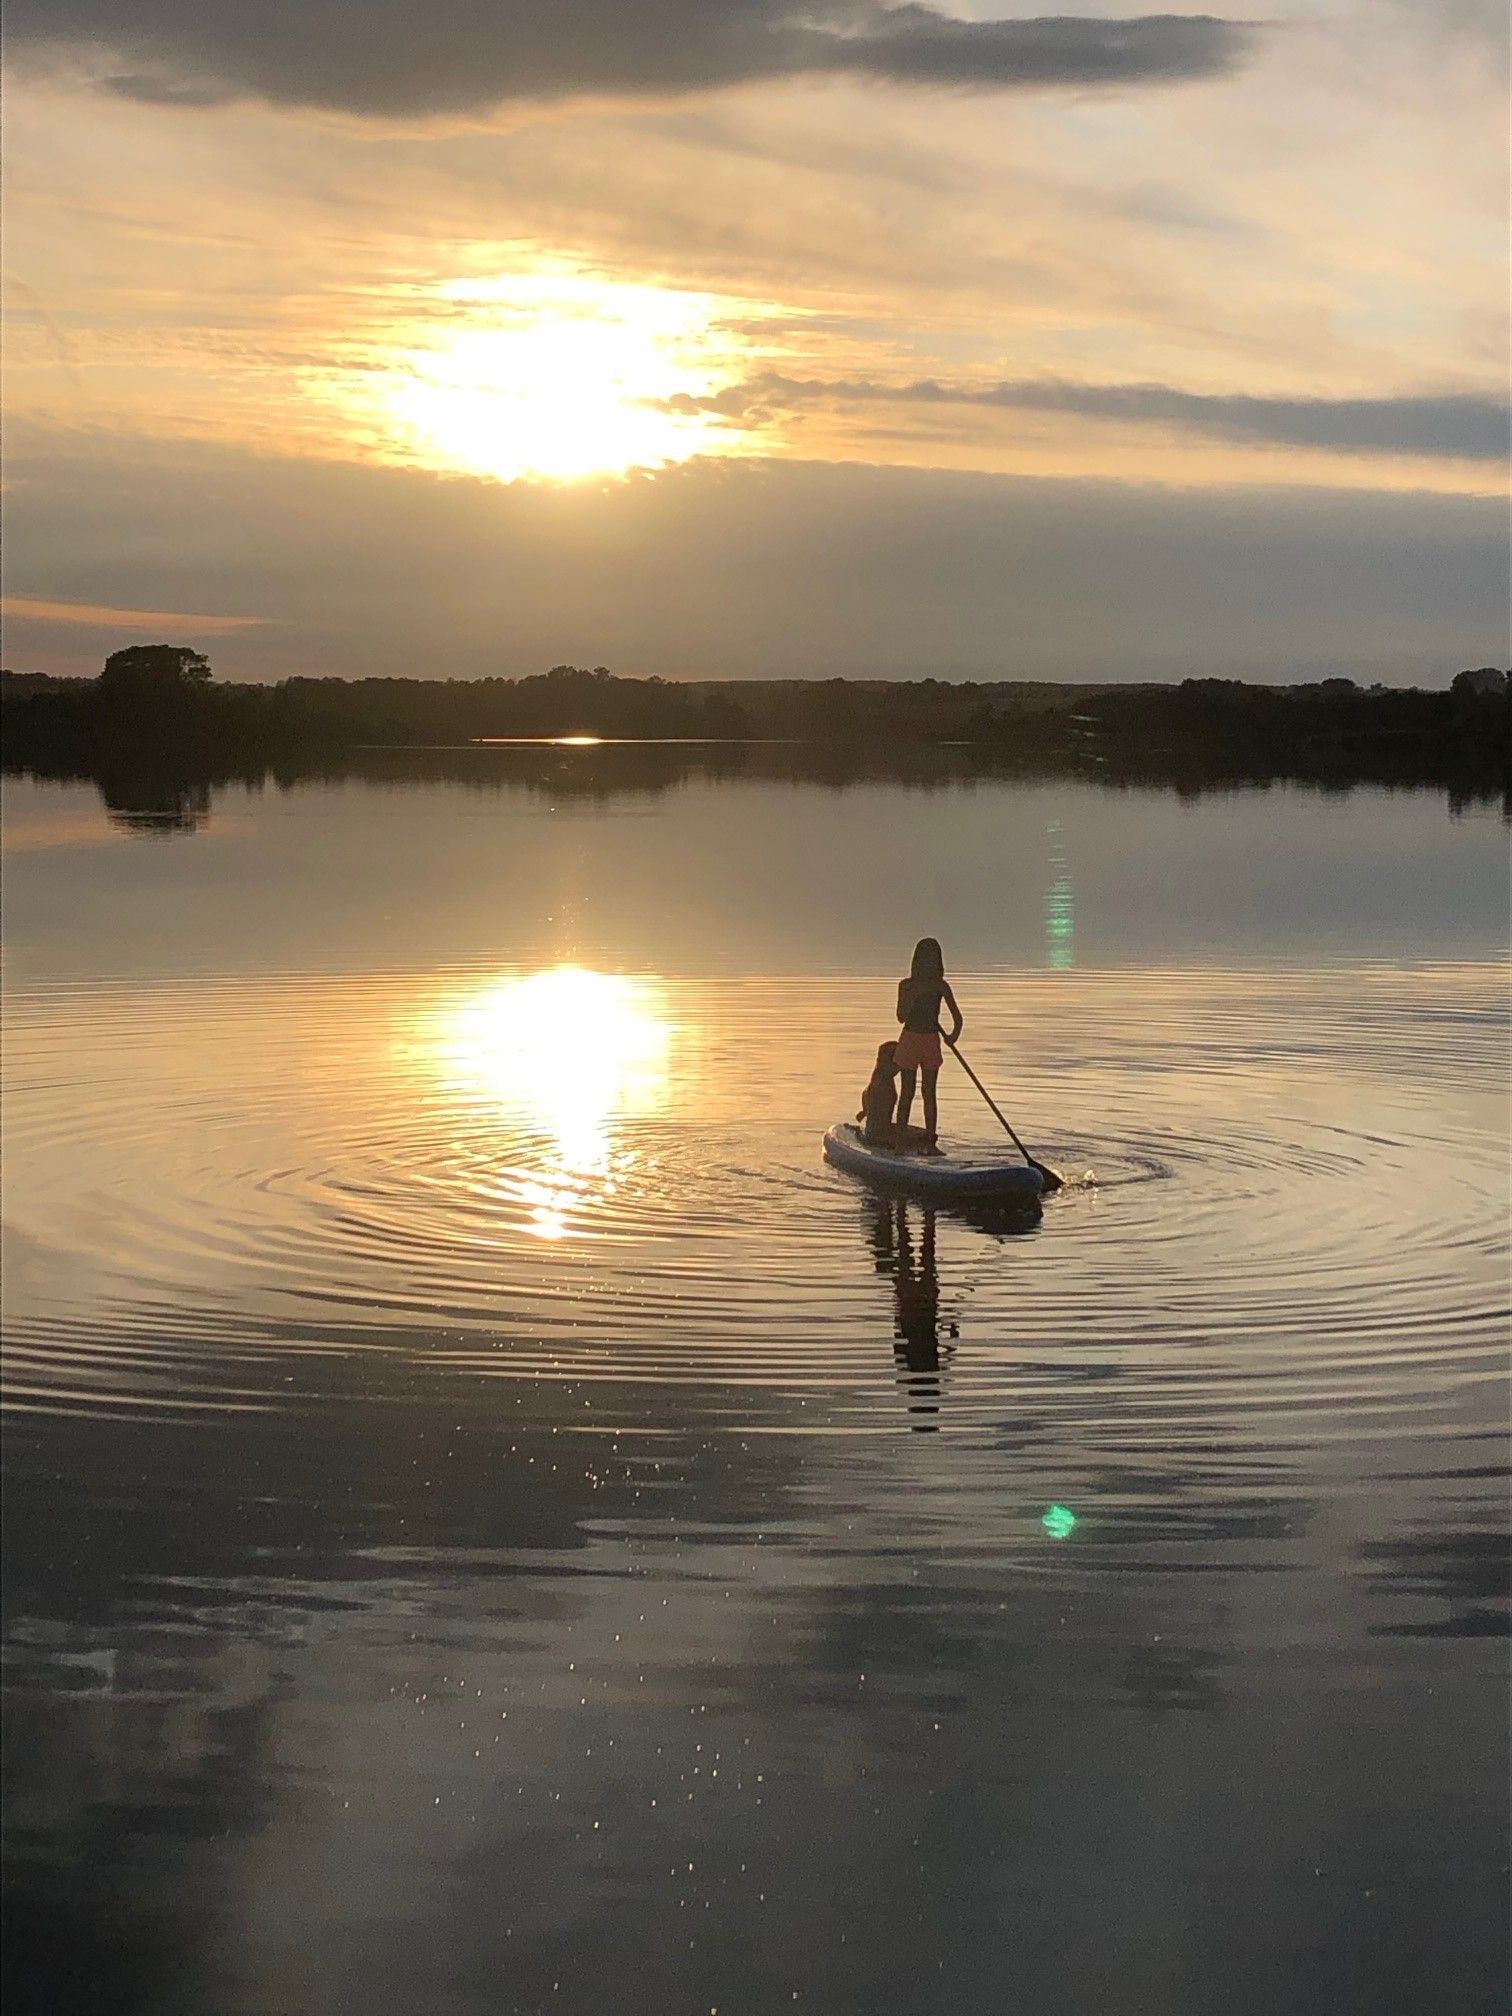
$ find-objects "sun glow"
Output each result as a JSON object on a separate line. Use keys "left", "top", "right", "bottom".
{"left": 428, "top": 967, "right": 672, "bottom": 1238}
{"left": 370, "top": 273, "right": 753, "bottom": 484}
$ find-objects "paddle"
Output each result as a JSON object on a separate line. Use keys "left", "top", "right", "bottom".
{"left": 946, "top": 1040, "right": 1064, "bottom": 1193}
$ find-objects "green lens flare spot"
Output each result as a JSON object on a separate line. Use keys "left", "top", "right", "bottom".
{"left": 1042, "top": 1504, "right": 1077, "bottom": 1540}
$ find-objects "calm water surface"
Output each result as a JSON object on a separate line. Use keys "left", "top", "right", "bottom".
{"left": 3, "top": 763, "right": 1508, "bottom": 2015}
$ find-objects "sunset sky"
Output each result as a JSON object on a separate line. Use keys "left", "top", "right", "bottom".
{"left": 4, "top": 0, "right": 1507, "bottom": 682}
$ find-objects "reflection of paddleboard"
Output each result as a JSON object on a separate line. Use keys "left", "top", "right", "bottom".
{"left": 822, "top": 1122, "right": 1044, "bottom": 1203}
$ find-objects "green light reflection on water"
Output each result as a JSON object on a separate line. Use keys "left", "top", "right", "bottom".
{"left": 1044, "top": 820, "right": 1073, "bottom": 971}
{"left": 1042, "top": 1504, "right": 1077, "bottom": 1539}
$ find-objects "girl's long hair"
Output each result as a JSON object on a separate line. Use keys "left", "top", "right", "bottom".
{"left": 909, "top": 937, "right": 944, "bottom": 983}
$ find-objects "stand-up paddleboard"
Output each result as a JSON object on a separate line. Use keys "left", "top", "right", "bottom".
{"left": 823, "top": 1122, "right": 1044, "bottom": 1203}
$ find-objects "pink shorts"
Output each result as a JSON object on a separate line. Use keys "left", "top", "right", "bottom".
{"left": 894, "top": 1028, "right": 942, "bottom": 1071}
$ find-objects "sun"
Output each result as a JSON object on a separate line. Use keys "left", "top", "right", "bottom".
{"left": 371, "top": 273, "right": 750, "bottom": 484}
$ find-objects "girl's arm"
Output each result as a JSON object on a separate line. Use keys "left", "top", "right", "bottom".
{"left": 896, "top": 979, "right": 911, "bottom": 1024}
{"left": 941, "top": 982, "right": 963, "bottom": 1044}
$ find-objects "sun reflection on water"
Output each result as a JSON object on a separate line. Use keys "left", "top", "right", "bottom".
{"left": 424, "top": 967, "right": 673, "bottom": 1239}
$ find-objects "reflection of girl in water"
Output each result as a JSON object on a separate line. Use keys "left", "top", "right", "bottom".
{"left": 895, "top": 938, "right": 963, "bottom": 1149}
{"left": 867, "top": 1198, "right": 956, "bottom": 1427}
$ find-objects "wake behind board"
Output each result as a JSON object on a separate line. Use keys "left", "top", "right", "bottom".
{"left": 823, "top": 1122, "right": 1044, "bottom": 1203}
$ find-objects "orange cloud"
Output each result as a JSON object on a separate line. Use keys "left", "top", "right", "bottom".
{"left": 1, "top": 594, "right": 262, "bottom": 632}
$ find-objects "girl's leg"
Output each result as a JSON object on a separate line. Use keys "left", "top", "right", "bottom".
{"left": 922, "top": 1067, "right": 939, "bottom": 1141}
{"left": 897, "top": 1067, "right": 918, "bottom": 1131}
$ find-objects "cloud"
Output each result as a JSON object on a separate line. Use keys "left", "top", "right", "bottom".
{"left": 677, "top": 375, "right": 1511, "bottom": 462}
{"left": 0, "top": 594, "right": 264, "bottom": 632}
{"left": 8, "top": 1, "right": 1255, "bottom": 118}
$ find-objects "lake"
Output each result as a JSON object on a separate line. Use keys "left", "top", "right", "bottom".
{"left": 3, "top": 756, "right": 1508, "bottom": 2016}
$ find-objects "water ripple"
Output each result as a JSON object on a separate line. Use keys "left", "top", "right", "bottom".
{"left": 3, "top": 964, "right": 1505, "bottom": 1438}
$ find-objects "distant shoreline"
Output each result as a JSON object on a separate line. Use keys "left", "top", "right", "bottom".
{"left": 4, "top": 661, "right": 1507, "bottom": 812}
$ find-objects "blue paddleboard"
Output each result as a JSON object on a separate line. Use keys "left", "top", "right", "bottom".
{"left": 823, "top": 1122, "right": 1044, "bottom": 1202}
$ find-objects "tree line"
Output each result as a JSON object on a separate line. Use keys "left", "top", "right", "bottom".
{"left": 3, "top": 646, "right": 1508, "bottom": 799}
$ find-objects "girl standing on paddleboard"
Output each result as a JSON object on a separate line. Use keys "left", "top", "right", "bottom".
{"left": 895, "top": 937, "right": 963, "bottom": 1149}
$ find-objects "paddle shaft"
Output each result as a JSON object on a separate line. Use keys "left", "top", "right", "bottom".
{"left": 946, "top": 1042, "right": 1036, "bottom": 1167}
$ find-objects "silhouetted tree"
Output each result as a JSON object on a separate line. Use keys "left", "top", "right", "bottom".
{"left": 99, "top": 645, "right": 212, "bottom": 694}
{"left": 1451, "top": 667, "right": 1508, "bottom": 699}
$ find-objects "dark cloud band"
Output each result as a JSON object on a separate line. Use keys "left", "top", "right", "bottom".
{"left": 807, "top": 10, "right": 1248, "bottom": 88}
{"left": 682, "top": 374, "right": 1511, "bottom": 462}
{"left": 8, "top": 424, "right": 1505, "bottom": 684}
{"left": 9, "top": 2, "right": 1254, "bottom": 117}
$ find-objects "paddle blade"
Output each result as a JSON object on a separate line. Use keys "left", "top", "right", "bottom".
{"left": 1031, "top": 1159, "right": 1065, "bottom": 1194}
